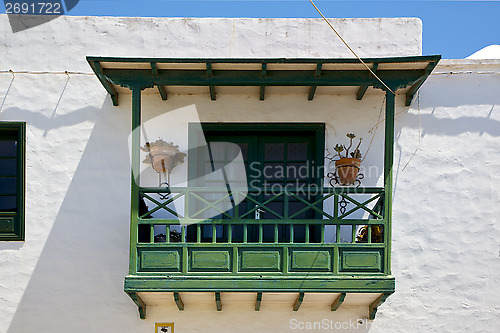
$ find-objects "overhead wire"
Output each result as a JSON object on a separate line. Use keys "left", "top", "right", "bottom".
{"left": 0, "top": 70, "right": 94, "bottom": 75}
{"left": 0, "top": 70, "right": 15, "bottom": 113}
{"left": 361, "top": 96, "right": 385, "bottom": 162}
{"left": 308, "top": 0, "right": 396, "bottom": 95}
{"left": 402, "top": 91, "right": 422, "bottom": 171}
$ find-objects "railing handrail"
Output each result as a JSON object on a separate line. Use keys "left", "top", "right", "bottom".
{"left": 139, "top": 186, "right": 385, "bottom": 194}
{"left": 137, "top": 219, "right": 386, "bottom": 225}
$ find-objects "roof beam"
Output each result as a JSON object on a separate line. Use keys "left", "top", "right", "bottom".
{"left": 151, "top": 63, "right": 167, "bottom": 100}
{"left": 330, "top": 293, "right": 346, "bottom": 311}
{"left": 260, "top": 63, "right": 267, "bottom": 101}
{"left": 89, "top": 61, "right": 119, "bottom": 106}
{"left": 315, "top": 63, "right": 323, "bottom": 78}
{"left": 308, "top": 63, "right": 322, "bottom": 101}
{"left": 103, "top": 68, "right": 425, "bottom": 89}
{"left": 150, "top": 62, "right": 159, "bottom": 76}
{"left": 405, "top": 61, "right": 438, "bottom": 106}
{"left": 293, "top": 292, "right": 304, "bottom": 311}
{"left": 356, "top": 63, "right": 378, "bottom": 100}
{"left": 206, "top": 62, "right": 213, "bottom": 77}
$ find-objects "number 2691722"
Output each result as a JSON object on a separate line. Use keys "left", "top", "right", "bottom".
{"left": 5, "top": 2, "right": 62, "bottom": 14}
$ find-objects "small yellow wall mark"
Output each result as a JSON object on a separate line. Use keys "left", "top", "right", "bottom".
{"left": 155, "top": 323, "right": 174, "bottom": 333}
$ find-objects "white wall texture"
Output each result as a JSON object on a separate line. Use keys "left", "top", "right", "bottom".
{"left": 1, "top": 15, "right": 499, "bottom": 333}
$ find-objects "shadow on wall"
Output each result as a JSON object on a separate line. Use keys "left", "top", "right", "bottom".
{"left": 386, "top": 75, "right": 500, "bottom": 332}
{"left": 402, "top": 74, "right": 500, "bottom": 137}
{"left": 398, "top": 107, "right": 500, "bottom": 138}
{"left": 6, "top": 98, "right": 144, "bottom": 332}
{"left": 419, "top": 74, "right": 500, "bottom": 109}
{"left": 0, "top": 106, "right": 103, "bottom": 138}
{"left": 392, "top": 73, "right": 500, "bottom": 197}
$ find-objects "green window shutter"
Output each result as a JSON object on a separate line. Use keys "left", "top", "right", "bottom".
{"left": 0, "top": 122, "right": 25, "bottom": 241}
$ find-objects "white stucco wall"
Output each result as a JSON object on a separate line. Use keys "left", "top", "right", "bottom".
{"left": 381, "top": 59, "right": 500, "bottom": 332}
{"left": 1, "top": 15, "right": 422, "bottom": 73}
{"left": 1, "top": 15, "right": 499, "bottom": 333}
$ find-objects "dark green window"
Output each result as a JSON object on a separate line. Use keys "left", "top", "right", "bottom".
{"left": 0, "top": 122, "right": 25, "bottom": 241}
{"left": 187, "top": 123, "right": 325, "bottom": 243}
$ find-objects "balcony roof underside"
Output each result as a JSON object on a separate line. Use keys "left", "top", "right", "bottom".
{"left": 87, "top": 55, "right": 441, "bottom": 107}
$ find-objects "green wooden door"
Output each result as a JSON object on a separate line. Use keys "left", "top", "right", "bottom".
{"left": 188, "top": 124, "right": 324, "bottom": 243}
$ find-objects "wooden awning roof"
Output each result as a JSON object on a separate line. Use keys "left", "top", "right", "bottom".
{"left": 87, "top": 55, "right": 441, "bottom": 106}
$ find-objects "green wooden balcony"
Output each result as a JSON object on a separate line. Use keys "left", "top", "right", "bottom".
{"left": 84, "top": 55, "right": 442, "bottom": 319}
{"left": 125, "top": 186, "right": 394, "bottom": 318}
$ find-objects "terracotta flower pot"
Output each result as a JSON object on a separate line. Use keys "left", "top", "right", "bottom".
{"left": 149, "top": 145, "right": 179, "bottom": 173}
{"left": 335, "top": 158, "right": 361, "bottom": 186}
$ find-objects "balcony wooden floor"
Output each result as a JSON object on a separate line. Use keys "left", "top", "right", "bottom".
{"left": 130, "top": 291, "right": 392, "bottom": 320}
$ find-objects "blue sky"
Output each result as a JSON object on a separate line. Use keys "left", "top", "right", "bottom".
{"left": 4, "top": 1, "right": 500, "bottom": 58}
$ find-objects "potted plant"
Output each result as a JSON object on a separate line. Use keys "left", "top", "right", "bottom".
{"left": 141, "top": 139, "right": 186, "bottom": 185}
{"left": 330, "top": 133, "right": 363, "bottom": 186}
{"left": 356, "top": 225, "right": 383, "bottom": 243}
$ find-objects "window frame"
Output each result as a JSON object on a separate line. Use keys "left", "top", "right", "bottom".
{"left": 0, "top": 122, "right": 26, "bottom": 241}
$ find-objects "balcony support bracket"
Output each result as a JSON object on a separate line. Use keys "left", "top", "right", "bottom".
{"left": 356, "top": 63, "right": 378, "bottom": 100}
{"left": 308, "top": 86, "right": 317, "bottom": 101}
{"left": 157, "top": 85, "right": 168, "bottom": 100}
{"left": 88, "top": 61, "right": 119, "bottom": 106}
{"left": 405, "top": 61, "right": 438, "bottom": 106}
{"left": 174, "top": 292, "right": 184, "bottom": 311}
{"left": 255, "top": 292, "right": 262, "bottom": 311}
{"left": 330, "top": 292, "right": 346, "bottom": 311}
{"left": 127, "top": 292, "right": 146, "bottom": 320}
{"left": 293, "top": 292, "right": 305, "bottom": 311}
{"left": 369, "top": 293, "right": 390, "bottom": 320}
{"left": 209, "top": 86, "right": 216, "bottom": 101}
{"left": 215, "top": 292, "right": 222, "bottom": 311}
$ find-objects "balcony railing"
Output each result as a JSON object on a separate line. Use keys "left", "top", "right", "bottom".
{"left": 130, "top": 186, "right": 388, "bottom": 277}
